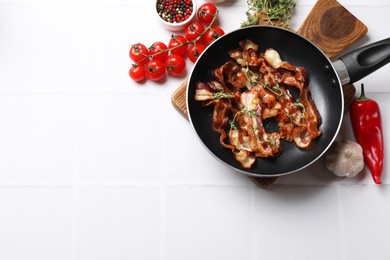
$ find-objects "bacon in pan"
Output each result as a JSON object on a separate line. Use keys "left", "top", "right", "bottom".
{"left": 194, "top": 39, "right": 322, "bottom": 169}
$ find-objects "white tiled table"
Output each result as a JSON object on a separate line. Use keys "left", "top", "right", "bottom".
{"left": 0, "top": 0, "right": 390, "bottom": 259}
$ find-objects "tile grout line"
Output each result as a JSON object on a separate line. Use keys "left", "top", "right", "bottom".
{"left": 70, "top": 3, "right": 85, "bottom": 259}
{"left": 159, "top": 185, "right": 166, "bottom": 260}
{"left": 250, "top": 186, "right": 257, "bottom": 260}
{"left": 1, "top": 182, "right": 387, "bottom": 188}
{"left": 337, "top": 185, "right": 347, "bottom": 260}
{"left": 70, "top": 92, "right": 83, "bottom": 260}
{"left": 69, "top": 95, "right": 82, "bottom": 260}
{"left": 159, "top": 110, "right": 168, "bottom": 260}
{"left": 70, "top": 184, "right": 80, "bottom": 260}
{"left": 1, "top": 181, "right": 388, "bottom": 188}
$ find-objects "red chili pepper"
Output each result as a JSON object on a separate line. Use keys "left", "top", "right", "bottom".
{"left": 350, "top": 83, "right": 384, "bottom": 184}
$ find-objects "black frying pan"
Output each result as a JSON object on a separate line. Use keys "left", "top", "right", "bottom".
{"left": 187, "top": 26, "right": 390, "bottom": 177}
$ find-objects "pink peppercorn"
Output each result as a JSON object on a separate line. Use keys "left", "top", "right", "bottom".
{"left": 156, "top": 0, "right": 193, "bottom": 24}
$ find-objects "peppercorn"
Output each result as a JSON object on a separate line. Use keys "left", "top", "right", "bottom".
{"left": 156, "top": 0, "right": 193, "bottom": 23}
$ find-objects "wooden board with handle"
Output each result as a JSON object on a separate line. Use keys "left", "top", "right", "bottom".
{"left": 171, "top": 0, "right": 367, "bottom": 188}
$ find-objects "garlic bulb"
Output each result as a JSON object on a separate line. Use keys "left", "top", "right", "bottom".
{"left": 325, "top": 140, "right": 364, "bottom": 177}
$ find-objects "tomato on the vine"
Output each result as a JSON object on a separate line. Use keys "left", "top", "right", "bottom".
{"left": 145, "top": 59, "right": 166, "bottom": 81}
{"left": 204, "top": 27, "right": 225, "bottom": 45}
{"left": 129, "top": 64, "right": 146, "bottom": 82}
{"left": 149, "top": 41, "right": 168, "bottom": 62}
{"left": 168, "top": 35, "right": 188, "bottom": 56}
{"left": 184, "top": 21, "right": 205, "bottom": 42}
{"left": 129, "top": 43, "right": 149, "bottom": 64}
{"left": 187, "top": 43, "right": 206, "bottom": 63}
{"left": 165, "top": 54, "right": 186, "bottom": 76}
{"left": 197, "top": 3, "right": 218, "bottom": 24}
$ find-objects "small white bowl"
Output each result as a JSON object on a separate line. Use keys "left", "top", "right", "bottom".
{"left": 155, "top": 0, "right": 197, "bottom": 31}
{"left": 205, "top": 0, "right": 226, "bottom": 2}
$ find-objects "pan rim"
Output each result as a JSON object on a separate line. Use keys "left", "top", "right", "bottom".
{"left": 186, "top": 25, "right": 345, "bottom": 177}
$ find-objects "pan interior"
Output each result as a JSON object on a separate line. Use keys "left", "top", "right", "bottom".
{"left": 187, "top": 26, "right": 343, "bottom": 177}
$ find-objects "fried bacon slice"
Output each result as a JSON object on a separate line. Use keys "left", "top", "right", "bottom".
{"left": 194, "top": 39, "right": 322, "bottom": 169}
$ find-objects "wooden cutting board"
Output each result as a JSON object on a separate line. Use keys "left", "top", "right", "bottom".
{"left": 171, "top": 0, "right": 367, "bottom": 188}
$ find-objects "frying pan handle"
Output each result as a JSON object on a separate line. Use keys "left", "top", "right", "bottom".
{"left": 338, "top": 38, "right": 390, "bottom": 83}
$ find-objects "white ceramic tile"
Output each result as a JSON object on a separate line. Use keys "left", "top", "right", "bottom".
{"left": 0, "top": 93, "right": 78, "bottom": 184}
{"left": 73, "top": 186, "right": 161, "bottom": 260}
{"left": 211, "top": 0, "right": 247, "bottom": 28}
{"left": 273, "top": 156, "right": 340, "bottom": 186}
{"left": 332, "top": 93, "right": 390, "bottom": 185}
{"left": 164, "top": 186, "right": 252, "bottom": 260}
{"left": 341, "top": 9, "right": 390, "bottom": 93}
{"left": 78, "top": 93, "right": 164, "bottom": 184}
{"left": 82, "top": 0, "right": 149, "bottom": 5}
{"left": 80, "top": 4, "right": 162, "bottom": 90}
{"left": 340, "top": 185, "right": 390, "bottom": 260}
{"left": 162, "top": 91, "right": 266, "bottom": 187}
{"left": 163, "top": 111, "right": 252, "bottom": 186}
{"left": 0, "top": 0, "right": 82, "bottom": 3}
{"left": 252, "top": 186, "right": 342, "bottom": 260}
{"left": 80, "top": 5, "right": 131, "bottom": 90}
{"left": 0, "top": 4, "right": 82, "bottom": 91}
{"left": 300, "top": 0, "right": 390, "bottom": 6}
{"left": 292, "top": 6, "right": 390, "bottom": 93}
{"left": 275, "top": 92, "right": 390, "bottom": 186}
{"left": 0, "top": 2, "right": 389, "bottom": 260}
{"left": 0, "top": 187, "right": 73, "bottom": 260}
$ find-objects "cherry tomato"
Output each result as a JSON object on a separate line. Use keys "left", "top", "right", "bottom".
{"left": 187, "top": 43, "right": 206, "bottom": 63}
{"left": 168, "top": 34, "right": 188, "bottom": 56}
{"left": 165, "top": 54, "right": 186, "bottom": 76}
{"left": 129, "top": 43, "right": 149, "bottom": 64}
{"left": 145, "top": 59, "right": 166, "bottom": 81}
{"left": 149, "top": 41, "right": 168, "bottom": 62}
{"left": 197, "top": 3, "right": 218, "bottom": 24}
{"left": 129, "top": 64, "right": 146, "bottom": 82}
{"left": 184, "top": 21, "right": 205, "bottom": 42}
{"left": 204, "top": 27, "right": 225, "bottom": 45}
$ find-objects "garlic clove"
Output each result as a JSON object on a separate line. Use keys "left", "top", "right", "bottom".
{"left": 325, "top": 140, "right": 364, "bottom": 178}
{"left": 264, "top": 48, "right": 283, "bottom": 69}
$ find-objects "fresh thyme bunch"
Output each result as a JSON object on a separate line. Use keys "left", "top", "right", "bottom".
{"left": 242, "top": 0, "right": 296, "bottom": 27}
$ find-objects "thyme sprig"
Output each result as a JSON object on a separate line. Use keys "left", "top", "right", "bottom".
{"left": 242, "top": 0, "right": 296, "bottom": 27}
{"left": 229, "top": 106, "right": 247, "bottom": 131}
{"left": 229, "top": 106, "right": 257, "bottom": 131}
{"left": 245, "top": 66, "right": 261, "bottom": 85}
{"left": 294, "top": 102, "right": 306, "bottom": 120}
{"left": 265, "top": 135, "right": 278, "bottom": 146}
{"left": 293, "top": 101, "right": 305, "bottom": 110}
{"left": 212, "top": 90, "right": 233, "bottom": 100}
{"left": 264, "top": 83, "right": 284, "bottom": 98}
